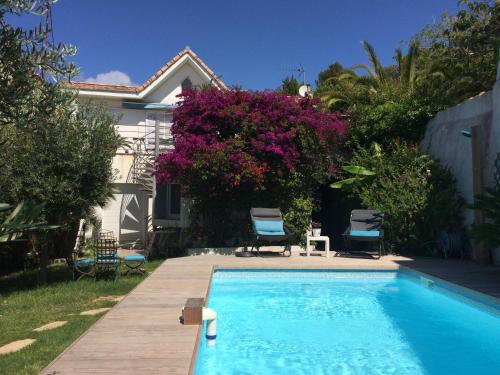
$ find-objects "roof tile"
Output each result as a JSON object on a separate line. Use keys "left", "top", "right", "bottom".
{"left": 68, "top": 48, "right": 227, "bottom": 93}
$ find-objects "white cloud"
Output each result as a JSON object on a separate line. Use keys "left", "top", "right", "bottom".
{"left": 84, "top": 70, "right": 133, "bottom": 86}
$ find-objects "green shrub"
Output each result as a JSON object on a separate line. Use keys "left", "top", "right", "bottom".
{"left": 346, "top": 94, "right": 439, "bottom": 150}
{"left": 347, "top": 143, "right": 463, "bottom": 252}
{"left": 283, "top": 196, "right": 314, "bottom": 245}
{"left": 469, "top": 188, "right": 500, "bottom": 248}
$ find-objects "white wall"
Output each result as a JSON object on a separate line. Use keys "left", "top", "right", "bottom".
{"left": 486, "top": 76, "right": 500, "bottom": 188}
{"left": 147, "top": 62, "right": 207, "bottom": 104}
{"left": 112, "top": 154, "right": 133, "bottom": 183}
{"left": 421, "top": 77, "right": 499, "bottom": 226}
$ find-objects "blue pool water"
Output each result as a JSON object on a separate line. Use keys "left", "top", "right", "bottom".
{"left": 195, "top": 270, "right": 500, "bottom": 375}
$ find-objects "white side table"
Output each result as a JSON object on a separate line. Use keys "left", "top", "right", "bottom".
{"left": 306, "top": 235, "right": 330, "bottom": 257}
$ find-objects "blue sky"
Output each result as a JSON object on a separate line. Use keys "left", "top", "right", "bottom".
{"left": 9, "top": 0, "right": 461, "bottom": 90}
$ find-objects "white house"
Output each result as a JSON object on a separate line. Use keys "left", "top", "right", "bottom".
{"left": 69, "top": 47, "right": 227, "bottom": 248}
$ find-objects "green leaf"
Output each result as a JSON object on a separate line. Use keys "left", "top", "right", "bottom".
{"left": 4, "top": 201, "right": 24, "bottom": 224}
{"left": 330, "top": 177, "right": 361, "bottom": 189}
{"left": 373, "top": 143, "right": 382, "bottom": 158}
{"left": 0, "top": 203, "right": 12, "bottom": 212}
{"left": 342, "top": 165, "right": 375, "bottom": 176}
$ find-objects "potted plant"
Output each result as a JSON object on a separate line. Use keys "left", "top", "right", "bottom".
{"left": 311, "top": 221, "right": 322, "bottom": 237}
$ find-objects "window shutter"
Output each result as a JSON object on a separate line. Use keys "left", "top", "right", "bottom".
{"left": 153, "top": 183, "right": 168, "bottom": 220}
{"left": 169, "top": 184, "right": 181, "bottom": 216}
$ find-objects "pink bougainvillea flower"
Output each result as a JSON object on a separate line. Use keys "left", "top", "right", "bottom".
{"left": 153, "top": 88, "right": 346, "bottom": 196}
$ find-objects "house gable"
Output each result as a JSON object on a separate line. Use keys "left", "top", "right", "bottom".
{"left": 68, "top": 47, "right": 226, "bottom": 103}
{"left": 145, "top": 58, "right": 209, "bottom": 104}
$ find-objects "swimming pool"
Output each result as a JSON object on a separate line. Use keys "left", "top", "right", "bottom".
{"left": 194, "top": 269, "right": 500, "bottom": 375}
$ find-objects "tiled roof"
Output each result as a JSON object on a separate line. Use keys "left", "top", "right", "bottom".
{"left": 67, "top": 82, "right": 140, "bottom": 93}
{"left": 68, "top": 47, "right": 227, "bottom": 93}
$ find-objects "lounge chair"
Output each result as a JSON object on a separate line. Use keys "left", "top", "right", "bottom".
{"left": 342, "top": 209, "right": 384, "bottom": 258}
{"left": 249, "top": 207, "right": 292, "bottom": 256}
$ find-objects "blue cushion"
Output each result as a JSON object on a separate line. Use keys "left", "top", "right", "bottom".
{"left": 350, "top": 230, "right": 380, "bottom": 237}
{"left": 256, "top": 230, "right": 286, "bottom": 236}
{"left": 96, "top": 253, "right": 119, "bottom": 264}
{"left": 253, "top": 219, "right": 285, "bottom": 236}
{"left": 96, "top": 253, "right": 118, "bottom": 259}
{"left": 124, "top": 255, "right": 145, "bottom": 262}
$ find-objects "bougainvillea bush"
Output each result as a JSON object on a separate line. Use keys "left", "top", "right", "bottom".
{"left": 154, "top": 88, "right": 346, "bottom": 245}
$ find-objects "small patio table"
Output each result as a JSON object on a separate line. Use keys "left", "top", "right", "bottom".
{"left": 306, "top": 235, "right": 330, "bottom": 257}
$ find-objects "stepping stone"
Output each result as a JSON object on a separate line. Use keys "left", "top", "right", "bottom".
{"left": 33, "top": 321, "right": 67, "bottom": 332}
{"left": 80, "top": 307, "right": 111, "bottom": 316}
{"left": 0, "top": 339, "right": 36, "bottom": 355}
{"left": 92, "top": 295, "right": 124, "bottom": 303}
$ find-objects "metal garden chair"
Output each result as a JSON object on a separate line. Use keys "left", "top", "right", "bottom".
{"left": 94, "top": 232, "right": 120, "bottom": 279}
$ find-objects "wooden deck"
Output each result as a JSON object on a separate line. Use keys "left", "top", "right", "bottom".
{"left": 41, "top": 251, "right": 500, "bottom": 375}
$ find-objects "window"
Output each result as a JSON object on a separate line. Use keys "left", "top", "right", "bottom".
{"left": 153, "top": 183, "right": 181, "bottom": 221}
{"left": 181, "top": 77, "right": 193, "bottom": 91}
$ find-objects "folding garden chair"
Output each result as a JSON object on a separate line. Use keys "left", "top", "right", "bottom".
{"left": 342, "top": 209, "right": 384, "bottom": 259}
{"left": 249, "top": 207, "right": 292, "bottom": 257}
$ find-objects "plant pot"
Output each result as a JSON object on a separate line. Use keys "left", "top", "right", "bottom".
{"left": 312, "top": 228, "right": 321, "bottom": 237}
{"left": 492, "top": 247, "right": 500, "bottom": 266}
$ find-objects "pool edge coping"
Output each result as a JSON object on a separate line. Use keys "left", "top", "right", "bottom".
{"left": 400, "top": 265, "right": 500, "bottom": 315}
{"left": 188, "top": 265, "right": 216, "bottom": 375}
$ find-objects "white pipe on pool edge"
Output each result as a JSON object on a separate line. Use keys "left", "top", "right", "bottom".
{"left": 202, "top": 307, "right": 217, "bottom": 347}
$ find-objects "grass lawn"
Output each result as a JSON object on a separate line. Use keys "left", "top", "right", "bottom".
{"left": 0, "top": 260, "right": 162, "bottom": 375}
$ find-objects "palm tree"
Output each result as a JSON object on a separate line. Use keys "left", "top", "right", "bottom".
{"left": 319, "top": 41, "right": 388, "bottom": 109}
{"left": 352, "top": 40, "right": 389, "bottom": 91}
{"left": 353, "top": 40, "right": 424, "bottom": 93}
{"left": 319, "top": 40, "right": 425, "bottom": 109}
{"left": 395, "top": 43, "right": 419, "bottom": 91}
